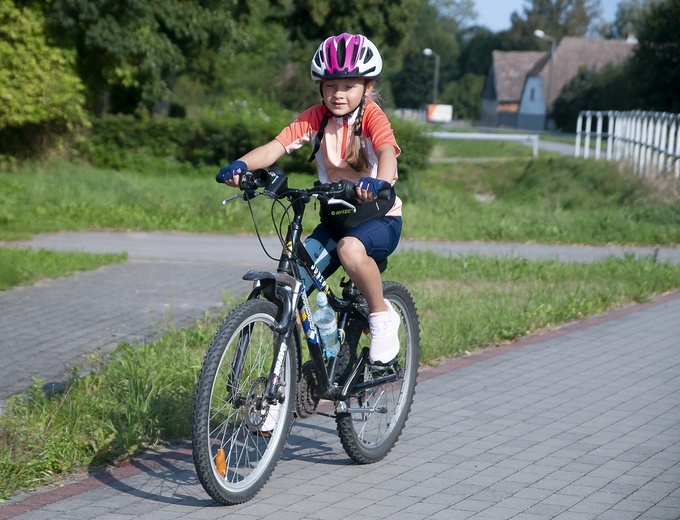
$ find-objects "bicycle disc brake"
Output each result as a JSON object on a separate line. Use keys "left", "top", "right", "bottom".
{"left": 244, "top": 376, "right": 270, "bottom": 432}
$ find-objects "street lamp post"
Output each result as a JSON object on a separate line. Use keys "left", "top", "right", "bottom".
{"left": 423, "top": 48, "right": 440, "bottom": 105}
{"left": 533, "top": 29, "right": 556, "bottom": 130}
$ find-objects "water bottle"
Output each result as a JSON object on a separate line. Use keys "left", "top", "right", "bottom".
{"left": 313, "top": 292, "right": 340, "bottom": 358}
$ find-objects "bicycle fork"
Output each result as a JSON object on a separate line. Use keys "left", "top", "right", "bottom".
{"left": 243, "top": 269, "right": 302, "bottom": 405}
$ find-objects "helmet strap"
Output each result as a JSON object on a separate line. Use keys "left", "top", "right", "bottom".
{"left": 308, "top": 113, "right": 330, "bottom": 163}
{"left": 353, "top": 97, "right": 365, "bottom": 137}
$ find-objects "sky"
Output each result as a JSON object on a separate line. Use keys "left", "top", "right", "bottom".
{"left": 474, "top": 0, "right": 620, "bottom": 32}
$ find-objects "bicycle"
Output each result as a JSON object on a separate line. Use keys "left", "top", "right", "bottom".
{"left": 191, "top": 167, "right": 420, "bottom": 505}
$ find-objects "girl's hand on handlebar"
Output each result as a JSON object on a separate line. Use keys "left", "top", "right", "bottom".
{"left": 355, "top": 177, "right": 388, "bottom": 201}
{"left": 216, "top": 160, "right": 247, "bottom": 188}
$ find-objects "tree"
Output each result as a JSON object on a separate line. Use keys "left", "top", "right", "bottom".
{"left": 599, "top": 0, "right": 646, "bottom": 39}
{"left": 628, "top": 0, "right": 680, "bottom": 113}
{"left": 432, "top": 0, "right": 478, "bottom": 26}
{"left": 441, "top": 72, "right": 485, "bottom": 119}
{"left": 552, "top": 62, "right": 635, "bottom": 130}
{"left": 173, "top": 0, "right": 308, "bottom": 113}
{"left": 458, "top": 26, "right": 503, "bottom": 76}
{"left": 0, "top": 1, "right": 87, "bottom": 153}
{"left": 274, "top": 0, "right": 419, "bottom": 71}
{"left": 40, "top": 0, "right": 237, "bottom": 114}
{"left": 392, "top": 55, "right": 433, "bottom": 108}
{"left": 501, "top": 0, "right": 603, "bottom": 50}
{"left": 390, "top": 0, "right": 462, "bottom": 108}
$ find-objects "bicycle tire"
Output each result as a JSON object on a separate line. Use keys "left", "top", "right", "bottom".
{"left": 192, "top": 299, "right": 297, "bottom": 505}
{"left": 336, "top": 281, "right": 420, "bottom": 464}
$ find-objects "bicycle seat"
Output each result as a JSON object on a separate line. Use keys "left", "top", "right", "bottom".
{"left": 376, "top": 258, "right": 388, "bottom": 273}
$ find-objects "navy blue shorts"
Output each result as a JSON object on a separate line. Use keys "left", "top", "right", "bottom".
{"left": 301, "top": 216, "right": 402, "bottom": 290}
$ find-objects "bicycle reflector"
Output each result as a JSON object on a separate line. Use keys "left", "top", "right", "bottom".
{"left": 215, "top": 448, "right": 227, "bottom": 476}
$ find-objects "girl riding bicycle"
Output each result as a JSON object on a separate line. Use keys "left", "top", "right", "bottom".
{"left": 216, "top": 33, "right": 402, "bottom": 366}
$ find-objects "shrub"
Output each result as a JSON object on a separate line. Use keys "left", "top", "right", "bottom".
{"left": 390, "top": 118, "right": 433, "bottom": 201}
{"left": 80, "top": 101, "right": 314, "bottom": 175}
{"left": 0, "top": 2, "right": 88, "bottom": 157}
{"left": 80, "top": 105, "right": 433, "bottom": 183}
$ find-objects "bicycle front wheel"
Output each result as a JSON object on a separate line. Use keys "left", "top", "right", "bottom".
{"left": 336, "top": 281, "right": 420, "bottom": 464}
{"left": 192, "top": 299, "right": 297, "bottom": 505}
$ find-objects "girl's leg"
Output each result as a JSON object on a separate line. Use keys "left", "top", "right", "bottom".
{"left": 300, "top": 225, "right": 341, "bottom": 292}
{"left": 337, "top": 236, "right": 387, "bottom": 313}
{"left": 339, "top": 217, "right": 402, "bottom": 364}
{"left": 338, "top": 217, "right": 402, "bottom": 310}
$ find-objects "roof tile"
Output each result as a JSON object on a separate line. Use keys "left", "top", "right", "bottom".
{"left": 492, "top": 50, "right": 546, "bottom": 103}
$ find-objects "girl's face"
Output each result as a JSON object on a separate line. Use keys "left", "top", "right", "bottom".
{"left": 321, "top": 78, "right": 374, "bottom": 117}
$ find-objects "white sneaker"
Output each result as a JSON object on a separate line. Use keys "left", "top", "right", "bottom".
{"left": 368, "top": 299, "right": 400, "bottom": 365}
{"left": 261, "top": 402, "right": 282, "bottom": 434}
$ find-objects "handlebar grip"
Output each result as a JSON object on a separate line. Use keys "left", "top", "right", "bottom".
{"left": 339, "top": 179, "right": 356, "bottom": 200}
{"left": 377, "top": 185, "right": 391, "bottom": 200}
{"left": 329, "top": 179, "right": 391, "bottom": 201}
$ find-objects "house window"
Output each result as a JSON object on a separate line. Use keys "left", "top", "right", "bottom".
{"left": 530, "top": 88, "right": 535, "bottom": 101}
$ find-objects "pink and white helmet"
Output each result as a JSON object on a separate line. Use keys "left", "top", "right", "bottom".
{"left": 311, "top": 33, "right": 383, "bottom": 81}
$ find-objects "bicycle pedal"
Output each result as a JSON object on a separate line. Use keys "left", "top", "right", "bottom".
{"left": 367, "top": 366, "right": 395, "bottom": 378}
{"left": 368, "top": 357, "right": 398, "bottom": 369}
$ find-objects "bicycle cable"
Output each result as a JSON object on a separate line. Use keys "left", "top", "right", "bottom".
{"left": 244, "top": 190, "right": 280, "bottom": 262}
{"left": 273, "top": 197, "right": 291, "bottom": 250}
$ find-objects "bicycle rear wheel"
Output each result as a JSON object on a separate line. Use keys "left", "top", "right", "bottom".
{"left": 192, "top": 299, "right": 296, "bottom": 505}
{"left": 336, "top": 281, "right": 420, "bottom": 464}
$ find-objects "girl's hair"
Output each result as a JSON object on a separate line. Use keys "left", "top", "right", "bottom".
{"left": 345, "top": 80, "right": 381, "bottom": 172}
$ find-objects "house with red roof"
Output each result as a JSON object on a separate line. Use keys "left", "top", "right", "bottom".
{"left": 481, "top": 37, "right": 636, "bottom": 130}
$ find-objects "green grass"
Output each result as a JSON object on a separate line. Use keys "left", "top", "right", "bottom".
{"left": 2, "top": 250, "right": 679, "bottom": 499}
{"left": 430, "top": 138, "right": 540, "bottom": 158}
{"left": 0, "top": 161, "right": 320, "bottom": 242}
{"left": 0, "top": 248, "right": 127, "bottom": 290}
{"left": 405, "top": 157, "right": 680, "bottom": 245}
{"left": 393, "top": 251, "right": 679, "bottom": 362}
{"left": 2, "top": 156, "right": 678, "bottom": 246}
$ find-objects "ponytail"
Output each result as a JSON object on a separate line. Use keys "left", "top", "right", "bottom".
{"left": 344, "top": 99, "right": 370, "bottom": 172}
{"left": 345, "top": 80, "right": 381, "bottom": 171}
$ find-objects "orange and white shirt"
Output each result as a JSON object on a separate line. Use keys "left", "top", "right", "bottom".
{"left": 275, "top": 100, "right": 402, "bottom": 217}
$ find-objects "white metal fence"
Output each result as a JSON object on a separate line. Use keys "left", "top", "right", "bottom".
{"left": 575, "top": 110, "right": 680, "bottom": 178}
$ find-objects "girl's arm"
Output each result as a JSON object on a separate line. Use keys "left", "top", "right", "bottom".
{"left": 224, "top": 140, "right": 286, "bottom": 187}
{"left": 355, "top": 144, "right": 398, "bottom": 201}
{"left": 375, "top": 144, "right": 398, "bottom": 183}
{"left": 239, "top": 139, "right": 287, "bottom": 170}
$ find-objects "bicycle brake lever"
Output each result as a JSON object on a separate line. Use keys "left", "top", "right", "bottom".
{"left": 222, "top": 190, "right": 260, "bottom": 205}
{"left": 326, "top": 198, "right": 356, "bottom": 212}
{"left": 222, "top": 193, "right": 242, "bottom": 205}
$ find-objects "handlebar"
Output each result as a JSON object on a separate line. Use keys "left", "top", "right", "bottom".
{"left": 237, "top": 167, "right": 358, "bottom": 205}
{"left": 237, "top": 166, "right": 392, "bottom": 203}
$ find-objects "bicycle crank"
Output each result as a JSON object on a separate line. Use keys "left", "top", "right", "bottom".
{"left": 337, "top": 401, "right": 388, "bottom": 414}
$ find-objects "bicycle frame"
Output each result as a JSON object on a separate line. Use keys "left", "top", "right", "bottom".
{"left": 241, "top": 190, "right": 398, "bottom": 408}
